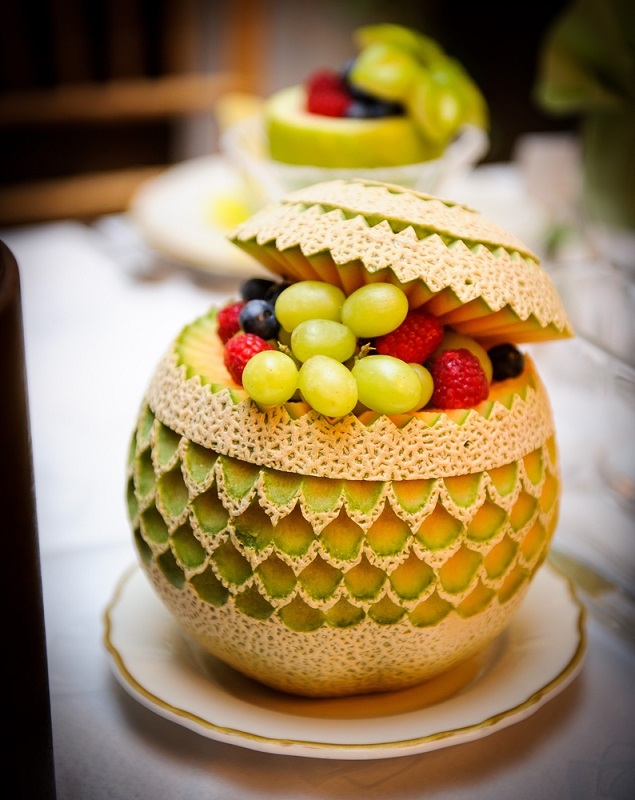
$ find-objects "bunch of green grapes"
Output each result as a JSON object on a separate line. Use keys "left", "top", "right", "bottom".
{"left": 348, "top": 23, "right": 488, "bottom": 146}
{"left": 241, "top": 281, "right": 433, "bottom": 417}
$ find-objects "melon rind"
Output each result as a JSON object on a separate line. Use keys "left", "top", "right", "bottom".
{"left": 265, "top": 85, "right": 440, "bottom": 168}
{"left": 147, "top": 343, "right": 554, "bottom": 481}
{"left": 230, "top": 179, "right": 573, "bottom": 343}
{"left": 127, "top": 393, "right": 560, "bottom": 697}
{"left": 142, "top": 564, "right": 533, "bottom": 697}
{"left": 126, "top": 178, "right": 568, "bottom": 698}
{"left": 126, "top": 320, "right": 561, "bottom": 697}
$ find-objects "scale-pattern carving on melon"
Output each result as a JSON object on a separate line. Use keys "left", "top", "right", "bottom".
{"left": 230, "top": 180, "right": 572, "bottom": 335}
{"left": 145, "top": 349, "right": 555, "bottom": 482}
{"left": 142, "top": 557, "right": 530, "bottom": 696}
{"left": 129, "top": 415, "right": 558, "bottom": 529}
{"left": 127, "top": 408, "right": 558, "bottom": 637}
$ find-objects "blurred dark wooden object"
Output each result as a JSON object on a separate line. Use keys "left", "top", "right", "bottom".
{"left": 0, "top": 0, "right": 265, "bottom": 225}
{"left": 1, "top": 240, "right": 56, "bottom": 798}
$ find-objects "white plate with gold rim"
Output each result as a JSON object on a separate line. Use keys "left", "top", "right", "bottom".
{"left": 129, "top": 156, "right": 270, "bottom": 278}
{"left": 103, "top": 562, "right": 585, "bottom": 760}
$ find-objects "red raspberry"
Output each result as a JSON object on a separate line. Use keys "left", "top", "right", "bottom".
{"left": 375, "top": 309, "right": 444, "bottom": 363}
{"left": 306, "top": 69, "right": 351, "bottom": 117}
{"left": 223, "top": 333, "right": 274, "bottom": 385}
{"left": 217, "top": 301, "right": 246, "bottom": 344}
{"left": 306, "top": 69, "right": 345, "bottom": 94}
{"left": 307, "top": 89, "right": 351, "bottom": 117}
{"left": 428, "top": 349, "right": 490, "bottom": 409}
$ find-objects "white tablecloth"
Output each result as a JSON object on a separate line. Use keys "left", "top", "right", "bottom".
{"left": 2, "top": 165, "right": 634, "bottom": 799}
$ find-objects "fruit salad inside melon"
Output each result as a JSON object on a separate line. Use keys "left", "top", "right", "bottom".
{"left": 126, "top": 179, "right": 573, "bottom": 698}
{"left": 264, "top": 23, "right": 488, "bottom": 169}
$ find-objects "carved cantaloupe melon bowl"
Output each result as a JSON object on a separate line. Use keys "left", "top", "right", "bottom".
{"left": 125, "top": 179, "right": 571, "bottom": 697}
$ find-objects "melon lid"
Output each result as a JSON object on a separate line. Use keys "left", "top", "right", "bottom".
{"left": 230, "top": 179, "right": 573, "bottom": 345}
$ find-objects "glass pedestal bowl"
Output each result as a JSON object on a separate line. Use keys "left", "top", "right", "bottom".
{"left": 220, "top": 113, "right": 489, "bottom": 209}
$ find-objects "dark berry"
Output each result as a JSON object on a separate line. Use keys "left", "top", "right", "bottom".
{"left": 240, "top": 278, "right": 277, "bottom": 302}
{"left": 488, "top": 344, "right": 525, "bottom": 381}
{"left": 346, "top": 97, "right": 404, "bottom": 119}
{"left": 239, "top": 298, "right": 279, "bottom": 339}
{"left": 265, "top": 280, "right": 291, "bottom": 305}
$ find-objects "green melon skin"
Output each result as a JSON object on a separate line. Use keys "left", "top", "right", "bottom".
{"left": 265, "top": 86, "right": 442, "bottom": 168}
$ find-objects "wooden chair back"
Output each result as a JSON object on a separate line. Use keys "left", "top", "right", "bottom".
{"left": 0, "top": 0, "right": 267, "bottom": 225}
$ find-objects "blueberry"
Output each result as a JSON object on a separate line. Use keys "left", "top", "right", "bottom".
{"left": 345, "top": 97, "right": 404, "bottom": 119}
{"left": 240, "top": 278, "right": 277, "bottom": 302}
{"left": 264, "top": 280, "right": 291, "bottom": 305}
{"left": 239, "top": 299, "right": 279, "bottom": 339}
{"left": 488, "top": 344, "right": 525, "bottom": 381}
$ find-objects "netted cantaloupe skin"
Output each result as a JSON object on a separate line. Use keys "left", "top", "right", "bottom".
{"left": 125, "top": 327, "right": 561, "bottom": 697}
{"left": 229, "top": 179, "right": 574, "bottom": 346}
{"left": 144, "top": 312, "right": 555, "bottom": 482}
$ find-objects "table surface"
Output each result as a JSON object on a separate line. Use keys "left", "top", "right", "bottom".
{"left": 2, "top": 158, "right": 634, "bottom": 800}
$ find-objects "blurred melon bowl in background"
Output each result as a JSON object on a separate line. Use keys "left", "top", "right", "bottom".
{"left": 217, "top": 24, "right": 490, "bottom": 207}
{"left": 220, "top": 111, "right": 488, "bottom": 207}
{"left": 124, "top": 179, "right": 573, "bottom": 698}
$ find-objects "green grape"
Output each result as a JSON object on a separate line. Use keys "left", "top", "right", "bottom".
{"left": 431, "top": 329, "right": 493, "bottom": 383}
{"left": 407, "top": 69, "right": 451, "bottom": 146}
{"left": 352, "top": 355, "right": 423, "bottom": 414}
{"left": 451, "top": 70, "right": 488, "bottom": 128}
{"left": 431, "top": 58, "right": 488, "bottom": 128}
{"left": 298, "top": 356, "right": 358, "bottom": 417}
{"left": 353, "top": 24, "right": 445, "bottom": 66}
{"left": 408, "top": 59, "right": 487, "bottom": 145}
{"left": 350, "top": 23, "right": 488, "bottom": 145}
{"left": 241, "top": 350, "right": 299, "bottom": 406}
{"left": 291, "top": 319, "right": 357, "bottom": 363}
{"left": 409, "top": 363, "right": 434, "bottom": 409}
{"left": 340, "top": 283, "right": 409, "bottom": 338}
{"left": 349, "top": 41, "right": 419, "bottom": 102}
{"left": 430, "top": 86, "right": 462, "bottom": 139}
{"left": 275, "top": 281, "right": 346, "bottom": 332}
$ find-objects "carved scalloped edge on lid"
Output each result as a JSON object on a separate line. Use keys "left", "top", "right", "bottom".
{"left": 230, "top": 179, "right": 573, "bottom": 339}
{"left": 145, "top": 346, "right": 556, "bottom": 482}
{"left": 251, "top": 179, "right": 535, "bottom": 256}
